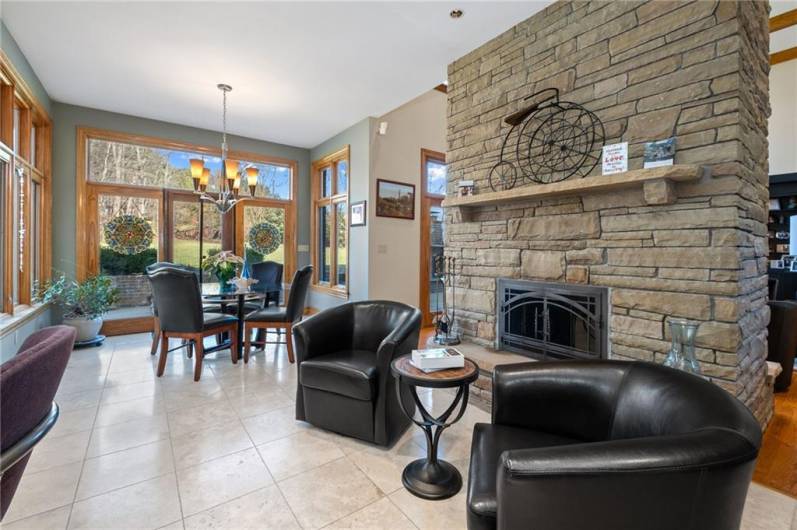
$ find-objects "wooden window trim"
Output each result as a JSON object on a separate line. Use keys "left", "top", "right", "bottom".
{"left": 310, "top": 145, "right": 350, "bottom": 297}
{"left": 419, "top": 148, "right": 446, "bottom": 326}
{"left": 75, "top": 126, "right": 299, "bottom": 281}
{"left": 0, "top": 51, "right": 52, "bottom": 320}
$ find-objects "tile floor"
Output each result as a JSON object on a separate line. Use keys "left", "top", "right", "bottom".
{"left": 3, "top": 332, "right": 797, "bottom": 529}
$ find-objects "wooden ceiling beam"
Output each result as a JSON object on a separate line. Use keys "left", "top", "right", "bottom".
{"left": 770, "top": 9, "right": 797, "bottom": 32}
{"left": 771, "top": 46, "right": 797, "bottom": 65}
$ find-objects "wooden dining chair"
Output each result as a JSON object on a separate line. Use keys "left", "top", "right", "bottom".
{"left": 149, "top": 267, "right": 239, "bottom": 381}
{"left": 244, "top": 265, "right": 312, "bottom": 364}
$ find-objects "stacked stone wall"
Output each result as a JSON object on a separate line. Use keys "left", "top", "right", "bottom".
{"left": 445, "top": 1, "right": 772, "bottom": 423}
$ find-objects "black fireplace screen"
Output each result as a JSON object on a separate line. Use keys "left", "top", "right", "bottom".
{"left": 498, "top": 279, "right": 608, "bottom": 361}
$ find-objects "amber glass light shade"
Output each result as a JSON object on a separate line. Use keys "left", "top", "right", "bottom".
{"left": 245, "top": 167, "right": 258, "bottom": 196}
{"left": 190, "top": 159, "right": 205, "bottom": 177}
{"left": 233, "top": 174, "right": 241, "bottom": 189}
{"left": 224, "top": 159, "right": 239, "bottom": 180}
{"left": 190, "top": 159, "right": 204, "bottom": 190}
{"left": 200, "top": 167, "right": 210, "bottom": 191}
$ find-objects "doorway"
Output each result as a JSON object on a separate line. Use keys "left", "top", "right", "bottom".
{"left": 419, "top": 148, "right": 446, "bottom": 327}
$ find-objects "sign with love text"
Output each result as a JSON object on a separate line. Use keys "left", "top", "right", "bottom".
{"left": 602, "top": 142, "right": 628, "bottom": 175}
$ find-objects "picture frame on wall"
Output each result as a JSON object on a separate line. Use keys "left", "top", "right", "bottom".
{"left": 350, "top": 201, "right": 367, "bottom": 226}
{"left": 376, "top": 179, "right": 415, "bottom": 220}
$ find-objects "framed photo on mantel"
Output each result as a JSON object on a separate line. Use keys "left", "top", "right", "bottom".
{"left": 376, "top": 179, "right": 415, "bottom": 220}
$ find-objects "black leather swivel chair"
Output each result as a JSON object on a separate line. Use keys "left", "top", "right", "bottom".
{"left": 467, "top": 361, "right": 762, "bottom": 530}
{"left": 293, "top": 301, "right": 422, "bottom": 446}
{"left": 243, "top": 265, "right": 313, "bottom": 364}
{"left": 149, "top": 267, "right": 238, "bottom": 381}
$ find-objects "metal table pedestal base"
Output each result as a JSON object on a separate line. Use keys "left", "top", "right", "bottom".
{"left": 402, "top": 459, "right": 462, "bottom": 500}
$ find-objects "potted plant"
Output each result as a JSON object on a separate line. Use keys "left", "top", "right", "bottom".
{"left": 36, "top": 274, "right": 120, "bottom": 342}
{"left": 202, "top": 250, "right": 245, "bottom": 288}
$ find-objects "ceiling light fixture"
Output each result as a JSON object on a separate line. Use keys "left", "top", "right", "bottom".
{"left": 450, "top": 9, "right": 464, "bottom": 19}
{"left": 189, "top": 84, "right": 258, "bottom": 214}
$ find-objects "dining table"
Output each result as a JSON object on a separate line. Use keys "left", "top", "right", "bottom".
{"left": 201, "top": 283, "right": 270, "bottom": 361}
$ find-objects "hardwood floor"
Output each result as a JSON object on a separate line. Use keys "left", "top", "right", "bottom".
{"left": 420, "top": 328, "right": 797, "bottom": 499}
{"left": 754, "top": 375, "right": 797, "bottom": 498}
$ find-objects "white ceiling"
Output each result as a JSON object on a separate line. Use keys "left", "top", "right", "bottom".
{"left": 2, "top": 1, "right": 548, "bottom": 148}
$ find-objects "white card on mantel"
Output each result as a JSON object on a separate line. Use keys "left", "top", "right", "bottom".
{"left": 602, "top": 142, "right": 628, "bottom": 175}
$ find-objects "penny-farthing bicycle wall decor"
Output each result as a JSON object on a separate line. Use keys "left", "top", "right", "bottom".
{"left": 488, "top": 88, "right": 605, "bottom": 191}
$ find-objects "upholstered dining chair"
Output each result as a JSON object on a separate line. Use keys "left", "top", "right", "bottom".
{"left": 466, "top": 361, "right": 762, "bottom": 530}
{"left": 1, "top": 325, "right": 75, "bottom": 520}
{"left": 243, "top": 265, "right": 312, "bottom": 364}
{"left": 292, "top": 300, "right": 422, "bottom": 446}
{"left": 146, "top": 262, "right": 221, "bottom": 357}
{"left": 251, "top": 261, "right": 284, "bottom": 307}
{"left": 149, "top": 267, "right": 239, "bottom": 381}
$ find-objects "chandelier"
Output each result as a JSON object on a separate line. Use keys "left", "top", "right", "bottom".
{"left": 190, "top": 84, "right": 258, "bottom": 214}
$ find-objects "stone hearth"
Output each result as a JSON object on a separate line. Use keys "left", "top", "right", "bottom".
{"left": 443, "top": 1, "right": 772, "bottom": 424}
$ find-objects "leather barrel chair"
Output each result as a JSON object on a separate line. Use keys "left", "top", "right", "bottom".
{"left": 767, "top": 300, "right": 797, "bottom": 392}
{"left": 293, "top": 301, "right": 422, "bottom": 446}
{"left": 467, "top": 361, "right": 762, "bottom": 530}
{"left": 1, "top": 326, "right": 75, "bottom": 519}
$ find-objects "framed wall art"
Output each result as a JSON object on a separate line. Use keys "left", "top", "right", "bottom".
{"left": 376, "top": 179, "right": 415, "bottom": 220}
{"left": 350, "top": 201, "right": 367, "bottom": 226}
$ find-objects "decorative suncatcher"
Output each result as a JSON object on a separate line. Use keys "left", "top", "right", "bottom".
{"left": 247, "top": 222, "right": 282, "bottom": 256}
{"left": 489, "top": 88, "right": 605, "bottom": 191}
{"left": 103, "top": 215, "right": 154, "bottom": 255}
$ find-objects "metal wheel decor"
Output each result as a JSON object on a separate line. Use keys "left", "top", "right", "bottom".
{"left": 103, "top": 215, "right": 154, "bottom": 255}
{"left": 488, "top": 88, "right": 604, "bottom": 190}
{"left": 247, "top": 222, "right": 282, "bottom": 256}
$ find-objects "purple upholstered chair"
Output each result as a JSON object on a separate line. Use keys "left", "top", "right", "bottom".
{"left": 0, "top": 325, "right": 75, "bottom": 520}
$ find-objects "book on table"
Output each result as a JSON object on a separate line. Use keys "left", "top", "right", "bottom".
{"left": 410, "top": 348, "right": 465, "bottom": 372}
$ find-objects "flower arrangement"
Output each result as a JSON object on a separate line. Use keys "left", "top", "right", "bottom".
{"left": 202, "top": 250, "right": 244, "bottom": 285}
{"left": 36, "top": 274, "right": 120, "bottom": 319}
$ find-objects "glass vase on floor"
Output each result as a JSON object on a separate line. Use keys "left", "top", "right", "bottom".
{"left": 663, "top": 319, "right": 701, "bottom": 375}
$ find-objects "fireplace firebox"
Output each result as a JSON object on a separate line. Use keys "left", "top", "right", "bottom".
{"left": 497, "top": 279, "right": 608, "bottom": 361}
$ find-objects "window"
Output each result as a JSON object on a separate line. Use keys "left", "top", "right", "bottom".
{"left": 0, "top": 70, "right": 52, "bottom": 319}
{"left": 78, "top": 129, "right": 297, "bottom": 328}
{"left": 424, "top": 152, "right": 447, "bottom": 196}
{"left": 87, "top": 137, "right": 293, "bottom": 200}
{"left": 312, "top": 146, "right": 349, "bottom": 294}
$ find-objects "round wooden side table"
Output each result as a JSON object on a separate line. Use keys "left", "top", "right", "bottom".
{"left": 391, "top": 355, "right": 479, "bottom": 500}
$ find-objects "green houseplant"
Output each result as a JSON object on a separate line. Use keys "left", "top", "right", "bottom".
{"left": 202, "top": 250, "right": 244, "bottom": 288}
{"left": 36, "top": 274, "right": 120, "bottom": 342}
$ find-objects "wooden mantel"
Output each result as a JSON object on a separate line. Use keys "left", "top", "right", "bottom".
{"left": 442, "top": 165, "right": 704, "bottom": 210}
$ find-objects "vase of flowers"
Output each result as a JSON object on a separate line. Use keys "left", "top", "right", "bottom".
{"left": 36, "top": 274, "right": 120, "bottom": 342}
{"left": 202, "top": 250, "right": 244, "bottom": 289}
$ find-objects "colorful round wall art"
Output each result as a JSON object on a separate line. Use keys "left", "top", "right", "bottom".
{"left": 248, "top": 222, "right": 282, "bottom": 256}
{"left": 103, "top": 215, "right": 154, "bottom": 255}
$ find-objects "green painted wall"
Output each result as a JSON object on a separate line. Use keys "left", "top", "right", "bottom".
{"left": 51, "top": 103, "right": 312, "bottom": 280}
{"left": 0, "top": 19, "right": 52, "bottom": 114}
{"left": 309, "top": 117, "right": 377, "bottom": 310}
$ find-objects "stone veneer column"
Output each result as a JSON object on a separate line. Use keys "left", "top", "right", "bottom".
{"left": 444, "top": 1, "right": 772, "bottom": 424}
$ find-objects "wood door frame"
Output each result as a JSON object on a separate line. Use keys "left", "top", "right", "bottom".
{"left": 419, "top": 148, "right": 446, "bottom": 327}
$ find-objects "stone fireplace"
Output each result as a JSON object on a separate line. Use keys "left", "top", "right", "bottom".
{"left": 443, "top": 1, "right": 772, "bottom": 424}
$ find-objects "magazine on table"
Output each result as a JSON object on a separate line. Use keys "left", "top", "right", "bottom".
{"left": 410, "top": 347, "right": 465, "bottom": 372}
